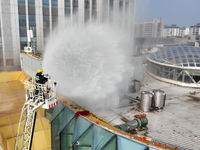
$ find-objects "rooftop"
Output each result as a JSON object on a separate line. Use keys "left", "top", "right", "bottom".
{"left": 92, "top": 68, "right": 200, "bottom": 150}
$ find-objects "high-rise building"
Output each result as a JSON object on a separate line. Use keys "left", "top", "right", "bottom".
{"left": 190, "top": 23, "right": 200, "bottom": 35}
{"left": 163, "top": 24, "right": 180, "bottom": 37}
{"left": 134, "top": 19, "right": 164, "bottom": 38}
{"left": 179, "top": 27, "right": 189, "bottom": 37}
{"left": 0, "top": 0, "right": 135, "bottom": 71}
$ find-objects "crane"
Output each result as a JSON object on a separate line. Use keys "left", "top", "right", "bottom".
{"left": 15, "top": 75, "right": 58, "bottom": 150}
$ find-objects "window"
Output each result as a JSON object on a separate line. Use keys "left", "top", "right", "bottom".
{"left": 52, "top": 0, "right": 58, "bottom": 8}
{"left": 18, "top": 0, "right": 25, "bottom": 5}
{"left": 65, "top": 0, "right": 71, "bottom": 16}
{"left": 85, "top": 0, "right": 90, "bottom": 22}
{"left": 28, "top": 0, "right": 35, "bottom": 6}
{"left": 0, "top": 59, "right": 3, "bottom": 67}
{"left": 73, "top": 0, "right": 78, "bottom": 14}
{"left": 92, "top": 0, "right": 97, "bottom": 18}
{"left": 125, "top": 2, "right": 129, "bottom": 12}
{"left": 110, "top": 0, "right": 114, "bottom": 11}
{"left": 43, "top": 0, "right": 49, "bottom": 7}
{"left": 18, "top": 5, "right": 26, "bottom": 14}
{"left": 6, "top": 59, "right": 13, "bottom": 66}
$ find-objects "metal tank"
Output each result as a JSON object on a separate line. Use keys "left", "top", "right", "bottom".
{"left": 140, "top": 91, "right": 153, "bottom": 112}
{"left": 134, "top": 80, "right": 141, "bottom": 92}
{"left": 152, "top": 89, "right": 166, "bottom": 108}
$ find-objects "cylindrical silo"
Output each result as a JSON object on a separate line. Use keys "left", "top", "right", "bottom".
{"left": 152, "top": 89, "right": 166, "bottom": 108}
{"left": 134, "top": 80, "right": 141, "bottom": 91}
{"left": 140, "top": 91, "right": 153, "bottom": 112}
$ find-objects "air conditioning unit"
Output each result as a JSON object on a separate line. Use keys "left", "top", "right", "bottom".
{"left": 24, "top": 47, "right": 32, "bottom": 53}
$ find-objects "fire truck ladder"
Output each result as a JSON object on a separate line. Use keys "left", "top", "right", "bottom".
{"left": 15, "top": 76, "right": 57, "bottom": 150}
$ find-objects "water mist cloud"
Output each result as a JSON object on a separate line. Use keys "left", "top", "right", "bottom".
{"left": 43, "top": 20, "right": 132, "bottom": 109}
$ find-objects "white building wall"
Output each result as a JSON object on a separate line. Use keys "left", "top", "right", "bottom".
{"left": 58, "top": 0, "right": 65, "bottom": 29}
{"left": 134, "top": 19, "right": 164, "bottom": 38}
{"left": 0, "top": 0, "right": 21, "bottom": 68}
{"left": 163, "top": 28, "right": 180, "bottom": 37}
{"left": 184, "top": 27, "right": 190, "bottom": 36}
{"left": 35, "top": 0, "right": 44, "bottom": 52}
{"left": 10, "top": 0, "right": 21, "bottom": 66}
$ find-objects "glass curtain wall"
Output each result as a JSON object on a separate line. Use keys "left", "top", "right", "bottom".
{"left": 85, "top": 0, "right": 90, "bottom": 22}
{"left": 51, "top": 108, "right": 65, "bottom": 150}
{"left": 92, "top": 0, "right": 97, "bottom": 19}
{"left": 109, "top": 0, "right": 114, "bottom": 23}
{"left": 73, "top": 0, "right": 78, "bottom": 14}
{"left": 65, "top": 0, "right": 71, "bottom": 17}
{"left": 49, "top": 103, "right": 150, "bottom": 150}
{"left": 28, "top": 0, "right": 37, "bottom": 47}
{"left": 147, "top": 61, "right": 200, "bottom": 84}
{"left": 52, "top": 0, "right": 58, "bottom": 28}
{"left": 43, "top": 0, "right": 50, "bottom": 45}
{"left": 18, "top": 0, "right": 27, "bottom": 50}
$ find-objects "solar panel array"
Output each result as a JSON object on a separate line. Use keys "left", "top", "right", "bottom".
{"left": 148, "top": 46, "right": 200, "bottom": 67}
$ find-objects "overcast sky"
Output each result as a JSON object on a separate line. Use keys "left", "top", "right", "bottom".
{"left": 135, "top": 0, "right": 200, "bottom": 27}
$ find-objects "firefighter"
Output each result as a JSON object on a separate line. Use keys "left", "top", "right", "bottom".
{"left": 35, "top": 69, "right": 48, "bottom": 97}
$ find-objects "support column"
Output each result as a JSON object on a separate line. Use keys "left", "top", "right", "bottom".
{"left": 11, "top": 0, "right": 21, "bottom": 66}
{"left": 58, "top": 0, "right": 65, "bottom": 29}
{"left": 78, "top": 0, "right": 84, "bottom": 26}
{"left": 35, "top": 0, "right": 44, "bottom": 51}
{"left": 0, "top": 0, "right": 14, "bottom": 67}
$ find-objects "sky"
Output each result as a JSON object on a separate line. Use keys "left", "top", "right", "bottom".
{"left": 135, "top": 0, "right": 200, "bottom": 27}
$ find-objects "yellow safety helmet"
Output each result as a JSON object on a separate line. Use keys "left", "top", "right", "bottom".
{"left": 37, "top": 69, "right": 43, "bottom": 74}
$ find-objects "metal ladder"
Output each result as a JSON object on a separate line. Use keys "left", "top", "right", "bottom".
{"left": 15, "top": 85, "right": 44, "bottom": 150}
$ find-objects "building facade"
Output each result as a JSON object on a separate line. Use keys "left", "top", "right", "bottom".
{"left": 0, "top": 0, "right": 135, "bottom": 71}
{"left": 147, "top": 46, "right": 200, "bottom": 87}
{"left": 190, "top": 23, "right": 200, "bottom": 35}
{"left": 163, "top": 24, "right": 180, "bottom": 37}
{"left": 134, "top": 19, "right": 164, "bottom": 38}
{"left": 179, "top": 27, "right": 189, "bottom": 37}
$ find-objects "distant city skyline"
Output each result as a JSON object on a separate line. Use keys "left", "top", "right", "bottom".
{"left": 135, "top": 0, "right": 200, "bottom": 27}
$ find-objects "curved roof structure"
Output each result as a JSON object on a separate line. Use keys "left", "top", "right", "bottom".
{"left": 148, "top": 46, "right": 200, "bottom": 68}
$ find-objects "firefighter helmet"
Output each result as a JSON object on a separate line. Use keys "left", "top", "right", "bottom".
{"left": 37, "top": 69, "right": 43, "bottom": 74}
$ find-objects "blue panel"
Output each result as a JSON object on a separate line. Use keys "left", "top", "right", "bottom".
{"left": 71, "top": 116, "right": 92, "bottom": 145}
{"left": 117, "top": 136, "right": 146, "bottom": 150}
{"left": 58, "top": 107, "right": 75, "bottom": 134}
{"left": 92, "top": 125, "right": 113, "bottom": 150}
